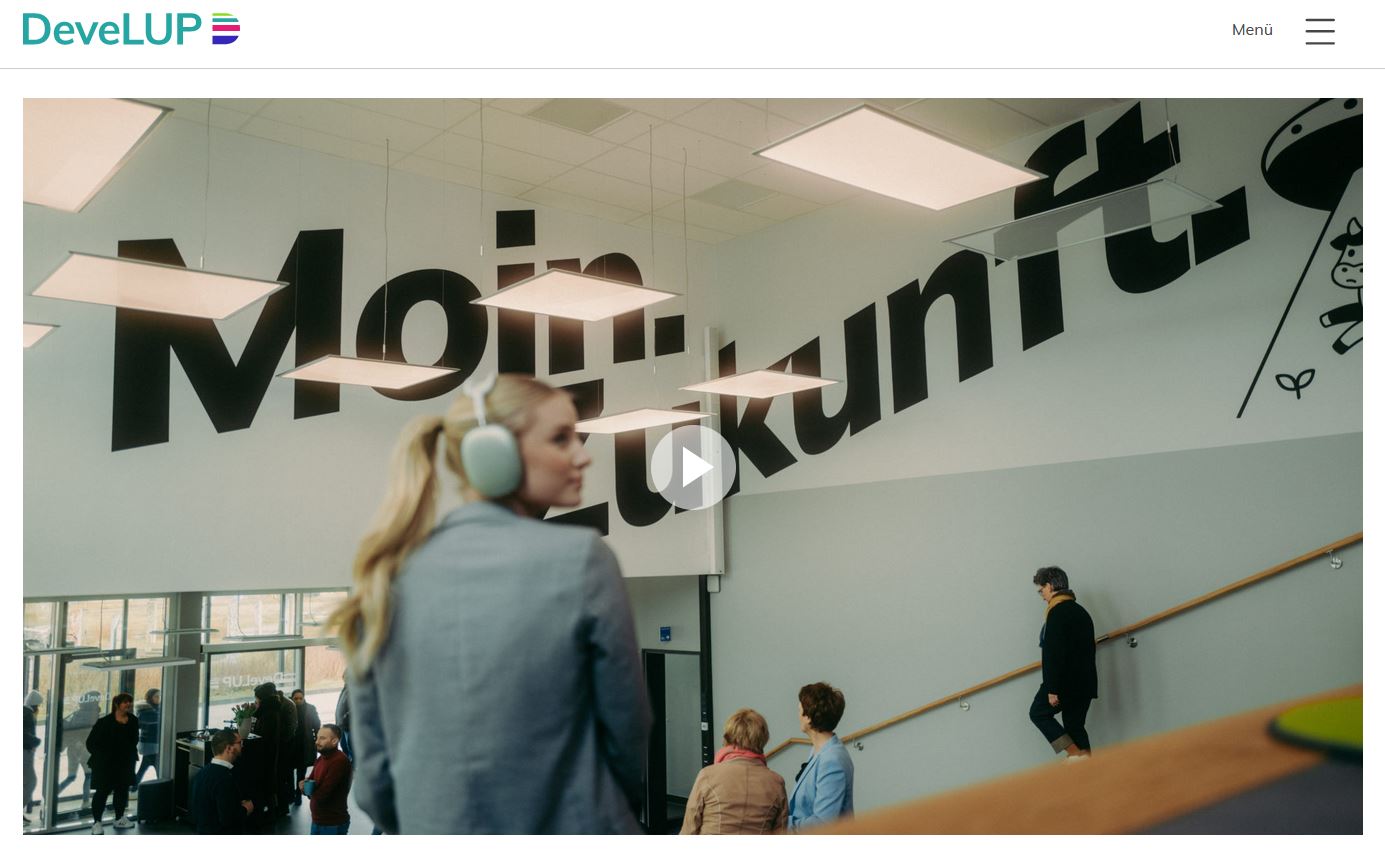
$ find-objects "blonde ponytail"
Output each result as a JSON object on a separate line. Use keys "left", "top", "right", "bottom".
{"left": 331, "top": 413, "right": 446, "bottom": 677}
{"left": 331, "top": 374, "right": 564, "bottom": 677}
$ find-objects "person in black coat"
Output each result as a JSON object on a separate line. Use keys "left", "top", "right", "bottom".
{"left": 250, "top": 683, "right": 283, "bottom": 814}
{"left": 86, "top": 693, "right": 140, "bottom": 832}
{"left": 1028, "top": 566, "right": 1098, "bottom": 759}
{"left": 190, "top": 730, "right": 254, "bottom": 834}
{"left": 24, "top": 690, "right": 43, "bottom": 819}
{"left": 290, "top": 689, "right": 321, "bottom": 804}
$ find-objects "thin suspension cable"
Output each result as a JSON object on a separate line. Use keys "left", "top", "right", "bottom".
{"left": 478, "top": 99, "right": 486, "bottom": 260}
{"left": 201, "top": 100, "right": 212, "bottom": 269}
{"left": 382, "top": 137, "right": 391, "bottom": 359}
{"left": 649, "top": 124, "right": 656, "bottom": 284}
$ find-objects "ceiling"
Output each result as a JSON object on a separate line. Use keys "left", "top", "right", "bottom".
{"left": 141, "top": 98, "right": 1128, "bottom": 245}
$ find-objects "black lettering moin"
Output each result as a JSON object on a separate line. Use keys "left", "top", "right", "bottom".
{"left": 111, "top": 230, "right": 343, "bottom": 451}
{"left": 353, "top": 268, "right": 488, "bottom": 401}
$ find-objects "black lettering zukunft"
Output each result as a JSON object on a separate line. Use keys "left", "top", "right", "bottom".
{"left": 715, "top": 343, "right": 798, "bottom": 498}
{"left": 1014, "top": 102, "right": 1250, "bottom": 347}
{"left": 888, "top": 251, "right": 994, "bottom": 415}
{"left": 353, "top": 268, "right": 488, "bottom": 401}
{"left": 789, "top": 303, "right": 881, "bottom": 454}
{"left": 111, "top": 230, "right": 343, "bottom": 451}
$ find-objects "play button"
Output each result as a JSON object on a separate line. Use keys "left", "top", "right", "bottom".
{"left": 651, "top": 425, "right": 737, "bottom": 510}
{"left": 682, "top": 449, "right": 714, "bottom": 486}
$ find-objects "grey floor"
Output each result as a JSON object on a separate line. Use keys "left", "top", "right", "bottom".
{"left": 1144, "top": 760, "right": 1362, "bottom": 834}
{"left": 40, "top": 785, "right": 377, "bottom": 835}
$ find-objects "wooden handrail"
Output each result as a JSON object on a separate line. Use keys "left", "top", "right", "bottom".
{"left": 764, "top": 532, "right": 1362, "bottom": 760}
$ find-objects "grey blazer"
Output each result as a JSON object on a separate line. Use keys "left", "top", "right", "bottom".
{"left": 350, "top": 501, "right": 651, "bottom": 834}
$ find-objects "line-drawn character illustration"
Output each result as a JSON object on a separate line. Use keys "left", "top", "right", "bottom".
{"left": 1237, "top": 98, "right": 1362, "bottom": 416}
{"left": 1320, "top": 217, "right": 1362, "bottom": 354}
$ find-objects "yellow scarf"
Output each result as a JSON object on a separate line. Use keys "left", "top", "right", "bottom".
{"left": 1046, "top": 593, "right": 1074, "bottom": 616}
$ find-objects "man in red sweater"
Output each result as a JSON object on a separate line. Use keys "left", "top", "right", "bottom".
{"left": 300, "top": 723, "right": 353, "bottom": 834}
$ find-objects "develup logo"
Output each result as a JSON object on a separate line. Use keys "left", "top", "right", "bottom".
{"left": 211, "top": 11, "right": 239, "bottom": 44}
{"left": 19, "top": 10, "right": 243, "bottom": 46}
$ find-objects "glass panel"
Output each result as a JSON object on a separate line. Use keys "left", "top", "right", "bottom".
{"left": 945, "top": 178, "right": 1222, "bottom": 261}
{"left": 54, "top": 655, "right": 123, "bottom": 825}
{"left": 23, "top": 601, "right": 56, "bottom": 649}
{"left": 204, "top": 593, "right": 293, "bottom": 643}
{"left": 300, "top": 591, "right": 348, "bottom": 640}
{"left": 205, "top": 650, "right": 299, "bottom": 731}
{"left": 303, "top": 645, "right": 347, "bottom": 725}
{"left": 23, "top": 654, "right": 54, "bottom": 831}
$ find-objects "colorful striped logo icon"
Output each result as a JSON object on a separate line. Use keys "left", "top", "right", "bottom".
{"left": 211, "top": 12, "right": 239, "bottom": 45}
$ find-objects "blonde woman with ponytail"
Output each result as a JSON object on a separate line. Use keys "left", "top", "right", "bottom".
{"left": 331, "top": 373, "right": 649, "bottom": 834}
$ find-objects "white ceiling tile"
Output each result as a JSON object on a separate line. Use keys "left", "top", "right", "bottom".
{"left": 239, "top": 115, "right": 387, "bottom": 165}
{"left": 412, "top": 131, "right": 484, "bottom": 168}
{"left": 488, "top": 99, "right": 550, "bottom": 116}
{"left": 673, "top": 101, "right": 800, "bottom": 149}
{"left": 691, "top": 179, "right": 777, "bottom": 210}
{"left": 580, "top": 146, "right": 728, "bottom": 197}
{"left": 589, "top": 111, "right": 665, "bottom": 145}
{"left": 210, "top": 106, "right": 253, "bottom": 132}
{"left": 217, "top": 99, "right": 272, "bottom": 116}
{"left": 541, "top": 167, "right": 679, "bottom": 213}
{"left": 478, "top": 144, "right": 574, "bottom": 186}
{"left": 526, "top": 99, "right": 632, "bottom": 134}
{"left": 627, "top": 124, "right": 763, "bottom": 178}
{"left": 739, "top": 193, "right": 822, "bottom": 221}
{"left": 256, "top": 100, "right": 439, "bottom": 153}
{"left": 655, "top": 198, "right": 774, "bottom": 236}
{"left": 608, "top": 99, "right": 705, "bottom": 120}
{"left": 628, "top": 214, "right": 735, "bottom": 245}
{"left": 476, "top": 107, "right": 616, "bottom": 165}
{"left": 336, "top": 99, "right": 478, "bottom": 130}
{"left": 893, "top": 99, "right": 1048, "bottom": 150}
{"left": 760, "top": 99, "right": 859, "bottom": 126}
{"left": 994, "top": 98, "right": 1128, "bottom": 128}
{"left": 393, "top": 153, "right": 478, "bottom": 186}
{"left": 735, "top": 162, "right": 859, "bottom": 205}
{"left": 520, "top": 186, "right": 643, "bottom": 225}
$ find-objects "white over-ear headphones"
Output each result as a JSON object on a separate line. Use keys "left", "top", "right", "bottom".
{"left": 459, "top": 372, "right": 523, "bottom": 498}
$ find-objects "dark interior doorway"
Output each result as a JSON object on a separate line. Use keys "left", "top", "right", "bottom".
{"left": 642, "top": 649, "right": 705, "bottom": 833}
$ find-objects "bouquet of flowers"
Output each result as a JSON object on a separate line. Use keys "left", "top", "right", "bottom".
{"left": 231, "top": 702, "right": 256, "bottom": 729}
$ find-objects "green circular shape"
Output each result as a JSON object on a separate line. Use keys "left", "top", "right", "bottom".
{"left": 1268, "top": 696, "right": 1362, "bottom": 762}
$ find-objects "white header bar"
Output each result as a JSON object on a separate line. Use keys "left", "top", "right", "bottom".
{"left": 2, "top": 1, "right": 1382, "bottom": 70}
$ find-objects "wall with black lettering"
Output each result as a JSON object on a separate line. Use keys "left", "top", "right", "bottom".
{"left": 706, "top": 99, "right": 1360, "bottom": 500}
{"left": 23, "top": 110, "right": 722, "bottom": 595}
{"left": 700, "top": 99, "right": 1362, "bottom": 812}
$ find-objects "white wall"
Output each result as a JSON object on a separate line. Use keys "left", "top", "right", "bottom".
{"left": 720, "top": 433, "right": 1362, "bottom": 809}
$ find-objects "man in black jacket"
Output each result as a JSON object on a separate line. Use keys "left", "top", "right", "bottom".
{"left": 86, "top": 693, "right": 140, "bottom": 832}
{"left": 190, "top": 730, "right": 253, "bottom": 834}
{"left": 1029, "top": 566, "right": 1098, "bottom": 759}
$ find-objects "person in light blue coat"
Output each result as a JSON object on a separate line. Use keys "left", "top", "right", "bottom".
{"left": 788, "top": 682, "right": 854, "bottom": 831}
{"left": 332, "top": 374, "right": 650, "bottom": 834}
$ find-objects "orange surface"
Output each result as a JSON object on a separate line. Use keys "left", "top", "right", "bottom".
{"left": 818, "top": 684, "right": 1359, "bottom": 834}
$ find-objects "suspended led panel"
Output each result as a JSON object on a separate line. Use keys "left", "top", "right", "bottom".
{"left": 82, "top": 656, "right": 197, "bottom": 671}
{"left": 575, "top": 408, "right": 711, "bottom": 434}
{"left": 22, "top": 645, "right": 106, "bottom": 657}
{"left": 755, "top": 105, "right": 1043, "bottom": 210}
{"left": 946, "top": 178, "right": 1222, "bottom": 261}
{"left": 473, "top": 269, "right": 677, "bottom": 322}
{"left": 24, "top": 98, "right": 170, "bottom": 213}
{"left": 32, "top": 252, "right": 287, "bottom": 319}
{"left": 681, "top": 369, "right": 837, "bottom": 399}
{"left": 280, "top": 355, "right": 458, "bottom": 391}
{"left": 23, "top": 323, "right": 57, "bottom": 348}
{"left": 148, "top": 627, "right": 220, "bottom": 635}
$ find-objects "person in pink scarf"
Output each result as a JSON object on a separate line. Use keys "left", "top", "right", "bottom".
{"left": 680, "top": 708, "right": 787, "bottom": 834}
